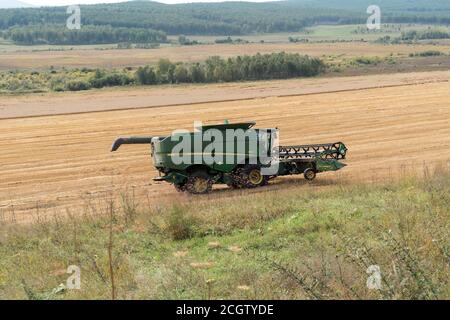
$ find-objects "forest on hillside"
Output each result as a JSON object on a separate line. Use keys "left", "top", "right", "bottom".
{"left": 1, "top": 25, "right": 167, "bottom": 45}
{"left": 0, "top": 1, "right": 449, "bottom": 45}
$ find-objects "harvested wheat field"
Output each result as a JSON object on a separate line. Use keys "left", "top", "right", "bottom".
{"left": 2, "top": 71, "right": 450, "bottom": 119}
{"left": 1, "top": 77, "right": 450, "bottom": 223}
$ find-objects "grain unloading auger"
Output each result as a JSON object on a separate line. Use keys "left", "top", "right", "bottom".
{"left": 111, "top": 122, "right": 347, "bottom": 194}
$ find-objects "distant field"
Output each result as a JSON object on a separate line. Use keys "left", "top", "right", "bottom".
{"left": 1, "top": 24, "right": 450, "bottom": 72}
{"left": 1, "top": 24, "right": 444, "bottom": 52}
{"left": 1, "top": 42, "right": 450, "bottom": 71}
{"left": 0, "top": 41, "right": 119, "bottom": 53}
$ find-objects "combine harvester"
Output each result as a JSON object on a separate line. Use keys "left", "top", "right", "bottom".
{"left": 111, "top": 122, "right": 347, "bottom": 194}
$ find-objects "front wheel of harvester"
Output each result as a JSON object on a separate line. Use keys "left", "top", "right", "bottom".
{"left": 185, "top": 171, "right": 213, "bottom": 195}
{"left": 304, "top": 168, "right": 316, "bottom": 181}
{"left": 238, "top": 165, "right": 268, "bottom": 188}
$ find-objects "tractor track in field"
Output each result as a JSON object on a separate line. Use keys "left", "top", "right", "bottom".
{"left": 1, "top": 72, "right": 450, "bottom": 223}
{"left": 1, "top": 80, "right": 447, "bottom": 121}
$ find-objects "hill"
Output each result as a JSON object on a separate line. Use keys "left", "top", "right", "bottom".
{"left": 0, "top": 0, "right": 33, "bottom": 9}
{"left": 291, "top": 0, "right": 450, "bottom": 12}
{"left": 1, "top": 1, "right": 449, "bottom": 38}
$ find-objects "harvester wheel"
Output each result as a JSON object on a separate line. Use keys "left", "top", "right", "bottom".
{"left": 238, "top": 165, "right": 268, "bottom": 188}
{"left": 174, "top": 183, "right": 186, "bottom": 193}
{"left": 226, "top": 181, "right": 241, "bottom": 189}
{"left": 304, "top": 168, "right": 316, "bottom": 181}
{"left": 185, "top": 171, "right": 213, "bottom": 195}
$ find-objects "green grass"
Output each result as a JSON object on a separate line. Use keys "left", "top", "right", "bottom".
{"left": 0, "top": 168, "right": 449, "bottom": 300}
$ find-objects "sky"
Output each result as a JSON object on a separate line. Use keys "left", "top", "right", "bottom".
{"left": 24, "top": 0, "right": 278, "bottom": 6}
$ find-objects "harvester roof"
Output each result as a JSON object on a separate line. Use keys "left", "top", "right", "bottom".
{"left": 196, "top": 122, "right": 256, "bottom": 131}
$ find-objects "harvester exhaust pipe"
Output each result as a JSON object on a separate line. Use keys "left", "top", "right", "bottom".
{"left": 111, "top": 137, "right": 154, "bottom": 152}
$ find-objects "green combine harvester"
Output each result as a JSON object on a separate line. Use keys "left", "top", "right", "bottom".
{"left": 111, "top": 122, "right": 347, "bottom": 194}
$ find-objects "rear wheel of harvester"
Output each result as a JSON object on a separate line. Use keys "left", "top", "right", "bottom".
{"left": 226, "top": 181, "right": 242, "bottom": 189}
{"left": 185, "top": 171, "right": 213, "bottom": 195}
{"left": 174, "top": 183, "right": 186, "bottom": 193}
{"left": 304, "top": 168, "right": 316, "bottom": 181}
{"left": 238, "top": 165, "right": 268, "bottom": 188}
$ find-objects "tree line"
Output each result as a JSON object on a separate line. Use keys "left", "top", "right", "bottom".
{"left": 46, "top": 52, "right": 325, "bottom": 92}
{"left": 2, "top": 25, "right": 167, "bottom": 45}
{"left": 400, "top": 29, "right": 450, "bottom": 41}
{"left": 376, "top": 29, "right": 450, "bottom": 44}
{"left": 135, "top": 53, "right": 325, "bottom": 86}
{"left": 0, "top": 52, "right": 326, "bottom": 93}
{"left": 0, "top": 2, "right": 360, "bottom": 36}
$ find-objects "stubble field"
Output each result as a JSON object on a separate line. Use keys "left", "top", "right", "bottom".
{"left": 1, "top": 72, "right": 449, "bottom": 223}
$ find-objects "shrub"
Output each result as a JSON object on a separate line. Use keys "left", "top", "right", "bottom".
{"left": 215, "top": 37, "right": 233, "bottom": 44}
{"left": 65, "top": 80, "right": 91, "bottom": 91}
{"left": 351, "top": 56, "right": 382, "bottom": 65}
{"left": 409, "top": 50, "right": 444, "bottom": 57}
{"left": 135, "top": 66, "right": 157, "bottom": 85}
{"left": 165, "top": 206, "right": 198, "bottom": 241}
{"left": 402, "top": 29, "right": 450, "bottom": 41}
{"left": 90, "top": 72, "right": 133, "bottom": 88}
{"left": 174, "top": 64, "right": 190, "bottom": 83}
